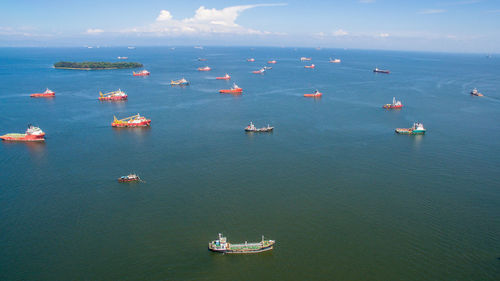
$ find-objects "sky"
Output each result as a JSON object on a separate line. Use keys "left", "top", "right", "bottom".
{"left": 1, "top": 0, "right": 499, "bottom": 53}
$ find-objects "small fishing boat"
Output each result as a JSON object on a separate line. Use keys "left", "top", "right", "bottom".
{"left": 267, "top": 60, "right": 277, "bottom": 64}
{"left": 99, "top": 89, "right": 127, "bottom": 101}
{"left": 395, "top": 122, "right": 426, "bottom": 135}
{"left": 198, "top": 66, "right": 211, "bottom": 71}
{"left": 329, "top": 58, "right": 341, "bottom": 63}
{"left": 245, "top": 122, "right": 274, "bottom": 132}
{"left": 208, "top": 233, "right": 275, "bottom": 254}
{"left": 1, "top": 125, "right": 45, "bottom": 142}
{"left": 304, "top": 90, "right": 322, "bottom": 97}
{"left": 383, "top": 97, "right": 403, "bottom": 109}
{"left": 304, "top": 64, "right": 315, "bottom": 69}
{"left": 112, "top": 114, "right": 151, "bottom": 127}
{"left": 252, "top": 68, "right": 266, "bottom": 74}
{"left": 133, "top": 70, "right": 150, "bottom": 76}
{"left": 219, "top": 83, "right": 243, "bottom": 94}
{"left": 170, "top": 78, "right": 190, "bottom": 85}
{"left": 118, "top": 173, "right": 140, "bottom": 182}
{"left": 117, "top": 56, "right": 128, "bottom": 59}
{"left": 247, "top": 58, "right": 255, "bottom": 62}
{"left": 30, "top": 88, "right": 55, "bottom": 98}
{"left": 301, "top": 57, "right": 312, "bottom": 61}
{"left": 470, "top": 88, "right": 484, "bottom": 97}
{"left": 373, "top": 68, "right": 390, "bottom": 74}
{"left": 216, "top": 74, "right": 231, "bottom": 80}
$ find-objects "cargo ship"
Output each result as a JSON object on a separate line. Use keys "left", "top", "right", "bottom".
{"left": 470, "top": 88, "right": 484, "bottom": 97}
{"left": 267, "top": 60, "right": 277, "bottom": 64}
{"left": 208, "top": 233, "right": 275, "bottom": 254}
{"left": 171, "top": 78, "right": 190, "bottom": 85}
{"left": 383, "top": 97, "right": 403, "bottom": 109}
{"left": 373, "top": 68, "right": 390, "bottom": 74}
{"left": 112, "top": 114, "right": 151, "bottom": 127}
{"left": 247, "top": 58, "right": 255, "bottom": 62}
{"left": 304, "top": 90, "right": 322, "bottom": 97}
{"left": 118, "top": 174, "right": 140, "bottom": 182}
{"left": 329, "top": 58, "right": 341, "bottom": 63}
{"left": 219, "top": 83, "right": 243, "bottom": 94}
{"left": 133, "top": 70, "right": 150, "bottom": 76}
{"left": 395, "top": 122, "right": 426, "bottom": 135}
{"left": 300, "top": 57, "right": 312, "bottom": 61}
{"left": 216, "top": 74, "right": 231, "bottom": 80}
{"left": 1, "top": 125, "right": 45, "bottom": 142}
{"left": 30, "top": 88, "right": 55, "bottom": 98}
{"left": 99, "top": 89, "right": 127, "bottom": 101}
{"left": 245, "top": 122, "right": 274, "bottom": 132}
{"left": 304, "top": 64, "right": 315, "bottom": 69}
{"left": 198, "top": 66, "right": 211, "bottom": 71}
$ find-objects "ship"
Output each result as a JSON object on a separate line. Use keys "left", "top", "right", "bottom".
{"left": 117, "top": 56, "right": 128, "bottom": 59}
{"left": 198, "top": 66, "right": 211, "bottom": 71}
{"left": 329, "top": 58, "right": 341, "bottom": 63}
{"left": 112, "top": 114, "right": 151, "bottom": 127}
{"left": 263, "top": 66, "right": 272, "bottom": 70}
{"left": 30, "top": 88, "right": 55, "bottom": 98}
{"left": 1, "top": 125, "right": 45, "bottom": 142}
{"left": 245, "top": 122, "right": 274, "bottom": 132}
{"left": 128, "top": 46, "right": 136, "bottom": 49}
{"left": 268, "top": 60, "right": 277, "bottom": 64}
{"left": 198, "top": 58, "right": 207, "bottom": 61}
{"left": 216, "top": 74, "right": 231, "bottom": 80}
{"left": 252, "top": 68, "right": 266, "bottom": 74}
{"left": 208, "top": 233, "right": 275, "bottom": 254}
{"left": 373, "top": 68, "right": 390, "bottom": 74}
{"left": 470, "top": 88, "right": 484, "bottom": 97}
{"left": 219, "top": 83, "right": 243, "bottom": 94}
{"left": 118, "top": 173, "right": 140, "bottom": 182}
{"left": 304, "top": 90, "right": 322, "bottom": 97}
{"left": 247, "top": 58, "right": 255, "bottom": 62}
{"left": 395, "top": 122, "right": 426, "bottom": 135}
{"left": 99, "top": 89, "right": 127, "bottom": 101}
{"left": 171, "top": 78, "right": 190, "bottom": 85}
{"left": 300, "top": 57, "right": 312, "bottom": 61}
{"left": 133, "top": 70, "right": 150, "bottom": 76}
{"left": 383, "top": 97, "right": 403, "bottom": 109}
{"left": 304, "top": 64, "right": 315, "bottom": 69}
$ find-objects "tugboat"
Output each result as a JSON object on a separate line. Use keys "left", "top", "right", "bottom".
{"left": 267, "top": 60, "right": 277, "bottom": 64}
{"left": 470, "top": 88, "right": 484, "bottom": 97}
{"left": 30, "top": 88, "right": 55, "bottom": 98}
{"left": 112, "top": 114, "right": 151, "bottom": 127}
{"left": 329, "top": 58, "right": 341, "bottom": 63}
{"left": 301, "top": 57, "right": 312, "bottom": 61}
{"left": 252, "top": 68, "right": 266, "bottom": 74}
{"left": 373, "top": 68, "right": 390, "bottom": 74}
{"left": 304, "top": 64, "right": 315, "bottom": 69}
{"left": 133, "top": 70, "right": 150, "bottom": 76}
{"left": 198, "top": 66, "right": 211, "bottom": 71}
{"left": 170, "top": 78, "right": 190, "bottom": 86}
{"left": 304, "top": 90, "right": 322, "bottom": 97}
{"left": 1, "top": 125, "right": 45, "bottom": 142}
{"left": 395, "top": 122, "right": 426, "bottom": 135}
{"left": 219, "top": 83, "right": 243, "bottom": 94}
{"left": 247, "top": 58, "right": 255, "bottom": 62}
{"left": 245, "top": 122, "right": 274, "bottom": 132}
{"left": 118, "top": 173, "right": 140, "bottom": 183}
{"left": 208, "top": 233, "right": 275, "bottom": 254}
{"left": 99, "top": 89, "right": 128, "bottom": 101}
{"left": 383, "top": 97, "right": 403, "bottom": 109}
{"left": 216, "top": 74, "right": 231, "bottom": 80}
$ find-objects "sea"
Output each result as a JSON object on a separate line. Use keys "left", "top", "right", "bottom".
{"left": 0, "top": 46, "right": 499, "bottom": 280}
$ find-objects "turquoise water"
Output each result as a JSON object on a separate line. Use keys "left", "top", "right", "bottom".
{"left": 1, "top": 47, "right": 499, "bottom": 280}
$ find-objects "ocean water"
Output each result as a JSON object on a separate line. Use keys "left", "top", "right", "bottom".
{"left": 0, "top": 46, "right": 499, "bottom": 280}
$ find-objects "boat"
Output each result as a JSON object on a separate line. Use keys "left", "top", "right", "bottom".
{"left": 99, "top": 89, "right": 127, "bottom": 101}
{"left": 373, "top": 68, "right": 390, "bottom": 74}
{"left": 300, "top": 57, "right": 312, "bottom": 61}
{"left": 219, "top": 83, "right": 243, "bottom": 94}
{"left": 1, "top": 125, "right": 45, "bottom": 142}
{"left": 383, "top": 97, "right": 403, "bottom": 109}
{"left": 194, "top": 46, "right": 204, "bottom": 49}
{"left": 128, "top": 46, "right": 136, "bottom": 49}
{"left": 198, "top": 66, "right": 211, "bottom": 71}
{"left": 245, "top": 122, "right": 274, "bottom": 132}
{"left": 170, "top": 78, "right": 190, "bottom": 85}
{"left": 395, "top": 122, "right": 426, "bottom": 135}
{"left": 133, "top": 70, "right": 150, "bottom": 76}
{"left": 118, "top": 173, "right": 140, "bottom": 183}
{"left": 304, "top": 90, "right": 322, "bottom": 97}
{"left": 30, "top": 88, "right": 55, "bottom": 98}
{"left": 304, "top": 64, "right": 315, "bottom": 69}
{"left": 117, "top": 56, "right": 128, "bottom": 59}
{"left": 216, "top": 74, "right": 231, "bottom": 80}
{"left": 263, "top": 66, "right": 272, "bottom": 70}
{"left": 112, "top": 114, "right": 151, "bottom": 127}
{"left": 252, "top": 68, "right": 266, "bottom": 74}
{"left": 247, "top": 58, "right": 255, "bottom": 62}
{"left": 198, "top": 58, "right": 207, "bottom": 61}
{"left": 470, "top": 88, "right": 484, "bottom": 97}
{"left": 208, "top": 233, "right": 275, "bottom": 254}
{"left": 329, "top": 58, "right": 341, "bottom": 63}
{"left": 267, "top": 60, "right": 277, "bottom": 64}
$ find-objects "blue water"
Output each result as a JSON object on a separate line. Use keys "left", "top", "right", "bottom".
{"left": 1, "top": 47, "right": 499, "bottom": 280}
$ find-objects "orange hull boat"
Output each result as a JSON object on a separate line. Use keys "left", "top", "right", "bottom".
{"left": 198, "top": 66, "right": 211, "bottom": 71}
{"left": 268, "top": 60, "right": 277, "bottom": 64}
{"left": 304, "top": 90, "right": 322, "bottom": 97}
{"left": 30, "top": 88, "right": 55, "bottom": 98}
{"left": 304, "top": 64, "right": 315, "bottom": 69}
{"left": 216, "top": 74, "right": 231, "bottom": 80}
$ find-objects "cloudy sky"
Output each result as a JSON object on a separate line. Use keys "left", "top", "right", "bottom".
{"left": 1, "top": 0, "right": 499, "bottom": 53}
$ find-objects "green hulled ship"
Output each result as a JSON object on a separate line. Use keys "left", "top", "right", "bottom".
{"left": 208, "top": 233, "right": 275, "bottom": 254}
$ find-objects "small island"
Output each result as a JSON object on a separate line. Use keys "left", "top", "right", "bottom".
{"left": 54, "top": 61, "right": 143, "bottom": 70}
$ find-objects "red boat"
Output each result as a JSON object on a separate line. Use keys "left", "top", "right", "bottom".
{"left": 133, "top": 70, "right": 150, "bottom": 76}
{"left": 112, "top": 114, "right": 151, "bottom": 127}
{"left": 216, "top": 74, "right": 231, "bottom": 80}
{"left": 252, "top": 68, "right": 265, "bottom": 74}
{"left": 118, "top": 174, "right": 140, "bottom": 182}
{"left": 198, "top": 66, "right": 211, "bottom": 71}
{"left": 30, "top": 88, "right": 55, "bottom": 98}
{"left": 99, "top": 89, "right": 127, "bottom": 101}
{"left": 247, "top": 58, "right": 255, "bottom": 62}
{"left": 268, "top": 60, "right": 277, "bottom": 64}
{"left": 373, "top": 68, "right": 390, "bottom": 74}
{"left": 219, "top": 83, "right": 243, "bottom": 94}
{"left": 304, "top": 64, "right": 315, "bottom": 69}
{"left": 383, "top": 97, "right": 403, "bottom": 109}
{"left": 304, "top": 90, "right": 322, "bottom": 98}
{"left": 1, "top": 125, "right": 45, "bottom": 142}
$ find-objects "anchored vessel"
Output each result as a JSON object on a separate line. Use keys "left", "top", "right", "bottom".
{"left": 219, "top": 83, "right": 243, "bottom": 94}
{"left": 118, "top": 174, "right": 140, "bottom": 182}
{"left": 1, "top": 125, "right": 45, "bottom": 142}
{"left": 245, "top": 122, "right": 274, "bottom": 132}
{"left": 329, "top": 58, "right": 341, "bottom": 63}
{"left": 216, "top": 74, "right": 231, "bottom": 80}
{"left": 198, "top": 58, "right": 207, "bottom": 61}
{"left": 395, "top": 122, "right": 426, "bottom": 135}
{"left": 198, "top": 66, "right": 211, "bottom": 71}
{"left": 301, "top": 57, "right": 312, "bottom": 61}
{"left": 247, "top": 58, "right": 255, "bottom": 62}
{"left": 112, "top": 114, "right": 151, "bottom": 127}
{"left": 30, "top": 88, "right": 55, "bottom": 98}
{"left": 304, "top": 64, "right": 315, "bottom": 69}
{"left": 253, "top": 68, "right": 266, "bottom": 74}
{"left": 117, "top": 56, "right": 128, "bottom": 59}
{"left": 99, "top": 89, "right": 127, "bottom": 101}
{"left": 304, "top": 90, "right": 322, "bottom": 97}
{"left": 133, "top": 70, "right": 150, "bottom": 76}
{"left": 373, "top": 68, "right": 390, "bottom": 74}
{"left": 268, "top": 60, "right": 277, "bottom": 64}
{"left": 208, "top": 233, "right": 275, "bottom": 254}
{"left": 383, "top": 97, "right": 403, "bottom": 109}
{"left": 470, "top": 88, "right": 484, "bottom": 97}
{"left": 171, "top": 78, "right": 190, "bottom": 85}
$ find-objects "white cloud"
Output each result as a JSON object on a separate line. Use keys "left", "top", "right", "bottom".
{"left": 333, "top": 29, "right": 348, "bottom": 36}
{"left": 378, "top": 33, "right": 390, "bottom": 38}
{"left": 419, "top": 9, "right": 446, "bottom": 14}
{"left": 86, "top": 28, "right": 104, "bottom": 34}
{"left": 156, "top": 10, "right": 173, "bottom": 21}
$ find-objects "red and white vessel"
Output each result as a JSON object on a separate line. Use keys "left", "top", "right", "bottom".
{"left": 1, "top": 125, "right": 45, "bottom": 142}
{"left": 219, "top": 83, "right": 243, "bottom": 94}
{"left": 112, "top": 114, "right": 151, "bottom": 127}
{"left": 304, "top": 90, "right": 322, "bottom": 98}
{"left": 216, "top": 74, "right": 231, "bottom": 80}
{"left": 30, "top": 88, "right": 55, "bottom": 98}
{"left": 198, "top": 66, "right": 211, "bottom": 71}
{"left": 247, "top": 58, "right": 255, "bottom": 62}
{"left": 304, "top": 64, "right": 315, "bottom": 69}
{"left": 252, "top": 68, "right": 265, "bottom": 74}
{"left": 383, "top": 97, "right": 403, "bottom": 109}
{"left": 329, "top": 58, "right": 341, "bottom": 63}
{"left": 99, "top": 89, "right": 127, "bottom": 101}
{"left": 133, "top": 70, "right": 150, "bottom": 76}
{"left": 300, "top": 57, "right": 312, "bottom": 61}
{"left": 267, "top": 60, "right": 277, "bottom": 64}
